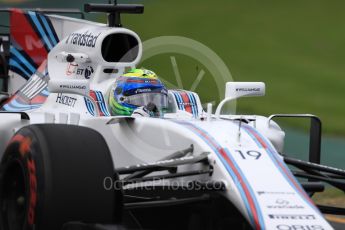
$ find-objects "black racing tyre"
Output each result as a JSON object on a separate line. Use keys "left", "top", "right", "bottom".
{"left": 0, "top": 94, "right": 8, "bottom": 106}
{"left": 62, "top": 222, "right": 125, "bottom": 230}
{"left": 0, "top": 124, "right": 123, "bottom": 230}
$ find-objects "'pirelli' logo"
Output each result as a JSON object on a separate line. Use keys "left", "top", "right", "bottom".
{"left": 269, "top": 214, "right": 315, "bottom": 220}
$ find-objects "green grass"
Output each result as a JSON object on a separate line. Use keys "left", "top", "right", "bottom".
{"left": 114, "top": 0, "right": 345, "bottom": 136}
{"left": 313, "top": 188, "right": 345, "bottom": 208}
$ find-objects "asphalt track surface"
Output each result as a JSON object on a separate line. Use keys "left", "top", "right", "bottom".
{"left": 327, "top": 215, "right": 345, "bottom": 230}
{"left": 330, "top": 222, "right": 345, "bottom": 230}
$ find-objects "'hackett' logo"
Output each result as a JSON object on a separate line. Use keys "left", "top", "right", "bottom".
{"left": 56, "top": 93, "right": 77, "bottom": 107}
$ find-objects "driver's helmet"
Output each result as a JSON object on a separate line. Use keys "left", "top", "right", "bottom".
{"left": 109, "top": 68, "right": 168, "bottom": 116}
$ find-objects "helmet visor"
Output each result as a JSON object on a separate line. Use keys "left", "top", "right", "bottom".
{"left": 123, "top": 92, "right": 168, "bottom": 109}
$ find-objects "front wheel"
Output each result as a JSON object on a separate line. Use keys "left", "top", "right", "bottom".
{"left": 0, "top": 124, "right": 122, "bottom": 230}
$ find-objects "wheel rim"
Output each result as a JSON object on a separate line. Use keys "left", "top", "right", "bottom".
{"left": 1, "top": 159, "right": 27, "bottom": 230}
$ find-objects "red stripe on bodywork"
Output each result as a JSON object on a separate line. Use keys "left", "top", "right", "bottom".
{"left": 186, "top": 123, "right": 261, "bottom": 230}
{"left": 180, "top": 92, "right": 192, "bottom": 113}
{"left": 10, "top": 9, "right": 47, "bottom": 66}
{"left": 218, "top": 148, "right": 261, "bottom": 229}
{"left": 247, "top": 128, "right": 267, "bottom": 149}
{"left": 245, "top": 127, "right": 316, "bottom": 206}
{"left": 36, "top": 60, "right": 47, "bottom": 74}
{"left": 31, "top": 95, "right": 47, "bottom": 104}
{"left": 89, "top": 91, "right": 104, "bottom": 116}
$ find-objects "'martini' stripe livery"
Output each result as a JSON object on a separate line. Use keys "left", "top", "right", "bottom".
{"left": 1, "top": 10, "right": 59, "bottom": 112}
{"left": 9, "top": 9, "right": 58, "bottom": 80}
{"left": 1, "top": 61, "right": 49, "bottom": 111}
{"left": 174, "top": 121, "right": 265, "bottom": 230}
{"left": 171, "top": 90, "right": 199, "bottom": 117}
{"left": 88, "top": 90, "right": 111, "bottom": 117}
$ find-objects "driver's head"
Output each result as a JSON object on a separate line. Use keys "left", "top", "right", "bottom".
{"left": 109, "top": 68, "right": 168, "bottom": 116}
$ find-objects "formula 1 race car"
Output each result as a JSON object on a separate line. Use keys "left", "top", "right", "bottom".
{"left": 0, "top": 2, "right": 344, "bottom": 230}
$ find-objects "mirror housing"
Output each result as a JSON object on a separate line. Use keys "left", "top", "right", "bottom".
{"left": 215, "top": 82, "right": 265, "bottom": 118}
{"left": 225, "top": 82, "right": 265, "bottom": 99}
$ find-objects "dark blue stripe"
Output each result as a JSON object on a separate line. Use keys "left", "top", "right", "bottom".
{"left": 10, "top": 46, "right": 36, "bottom": 74}
{"left": 39, "top": 14, "right": 58, "bottom": 46}
{"left": 190, "top": 93, "right": 199, "bottom": 116}
{"left": 174, "top": 92, "right": 185, "bottom": 111}
{"left": 28, "top": 11, "right": 53, "bottom": 50}
{"left": 9, "top": 59, "right": 31, "bottom": 79}
{"left": 173, "top": 92, "right": 183, "bottom": 110}
{"left": 84, "top": 98, "right": 95, "bottom": 116}
{"left": 186, "top": 92, "right": 197, "bottom": 117}
{"left": 95, "top": 91, "right": 110, "bottom": 116}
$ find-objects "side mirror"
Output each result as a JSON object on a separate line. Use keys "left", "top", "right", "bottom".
{"left": 225, "top": 82, "right": 265, "bottom": 99}
{"left": 215, "top": 82, "right": 265, "bottom": 118}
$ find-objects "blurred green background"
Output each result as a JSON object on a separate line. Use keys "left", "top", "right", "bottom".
{"left": 1, "top": 0, "right": 344, "bottom": 206}
{"left": 123, "top": 0, "right": 345, "bottom": 136}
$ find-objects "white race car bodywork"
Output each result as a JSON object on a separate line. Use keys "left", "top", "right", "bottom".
{"left": 0, "top": 10, "right": 334, "bottom": 230}
{"left": 0, "top": 111, "right": 334, "bottom": 229}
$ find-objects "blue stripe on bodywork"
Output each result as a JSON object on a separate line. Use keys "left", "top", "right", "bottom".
{"left": 223, "top": 148, "right": 265, "bottom": 228}
{"left": 186, "top": 92, "right": 197, "bottom": 117}
{"left": 38, "top": 14, "right": 58, "bottom": 46}
{"left": 28, "top": 11, "right": 53, "bottom": 50}
{"left": 9, "top": 59, "right": 31, "bottom": 78}
{"left": 95, "top": 91, "right": 110, "bottom": 116}
{"left": 10, "top": 46, "right": 36, "bottom": 74}
{"left": 40, "top": 88, "right": 49, "bottom": 96}
{"left": 84, "top": 97, "right": 95, "bottom": 116}
{"left": 174, "top": 121, "right": 265, "bottom": 229}
{"left": 242, "top": 125, "right": 322, "bottom": 215}
{"left": 173, "top": 92, "right": 184, "bottom": 111}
